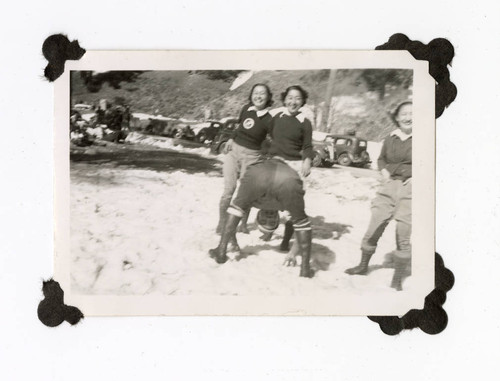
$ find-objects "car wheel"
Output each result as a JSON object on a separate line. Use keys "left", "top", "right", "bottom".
{"left": 197, "top": 132, "right": 207, "bottom": 143}
{"left": 312, "top": 151, "right": 323, "bottom": 167}
{"left": 338, "top": 153, "right": 352, "bottom": 166}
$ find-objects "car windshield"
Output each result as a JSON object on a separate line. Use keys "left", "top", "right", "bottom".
{"left": 336, "top": 138, "right": 352, "bottom": 146}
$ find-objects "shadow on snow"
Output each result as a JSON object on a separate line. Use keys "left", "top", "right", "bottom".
{"left": 70, "top": 144, "right": 222, "bottom": 175}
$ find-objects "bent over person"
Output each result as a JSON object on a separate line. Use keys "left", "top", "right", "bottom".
{"left": 209, "top": 157, "right": 314, "bottom": 278}
{"left": 345, "top": 101, "right": 412, "bottom": 291}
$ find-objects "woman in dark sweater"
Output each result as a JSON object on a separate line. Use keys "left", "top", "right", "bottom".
{"left": 345, "top": 101, "right": 413, "bottom": 291}
{"left": 268, "top": 85, "right": 314, "bottom": 263}
{"left": 215, "top": 83, "right": 274, "bottom": 235}
{"left": 268, "top": 85, "right": 314, "bottom": 178}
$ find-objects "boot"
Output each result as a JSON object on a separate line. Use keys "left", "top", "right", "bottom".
{"left": 237, "top": 208, "right": 250, "bottom": 234}
{"left": 280, "top": 220, "right": 294, "bottom": 252}
{"left": 295, "top": 229, "right": 314, "bottom": 278}
{"left": 390, "top": 256, "right": 410, "bottom": 291}
{"left": 216, "top": 198, "right": 231, "bottom": 235}
{"left": 228, "top": 234, "right": 240, "bottom": 253}
{"left": 345, "top": 249, "right": 373, "bottom": 275}
{"left": 209, "top": 214, "right": 241, "bottom": 264}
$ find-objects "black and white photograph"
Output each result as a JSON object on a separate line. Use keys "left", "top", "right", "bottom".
{"left": 54, "top": 50, "right": 435, "bottom": 315}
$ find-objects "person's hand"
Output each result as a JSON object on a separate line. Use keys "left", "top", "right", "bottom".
{"left": 283, "top": 253, "right": 297, "bottom": 267}
{"left": 301, "top": 158, "right": 312, "bottom": 177}
{"left": 380, "top": 168, "right": 391, "bottom": 180}
{"left": 223, "top": 139, "right": 234, "bottom": 154}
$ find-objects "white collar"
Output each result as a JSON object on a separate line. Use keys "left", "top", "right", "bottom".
{"left": 390, "top": 129, "right": 412, "bottom": 141}
{"left": 280, "top": 108, "right": 306, "bottom": 123}
{"left": 248, "top": 105, "right": 269, "bottom": 117}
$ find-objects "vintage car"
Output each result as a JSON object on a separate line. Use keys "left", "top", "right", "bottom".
{"left": 312, "top": 132, "right": 371, "bottom": 167}
{"left": 174, "top": 123, "right": 196, "bottom": 141}
{"left": 144, "top": 118, "right": 183, "bottom": 138}
{"left": 192, "top": 120, "right": 224, "bottom": 144}
{"left": 210, "top": 118, "right": 239, "bottom": 154}
{"left": 312, "top": 134, "right": 335, "bottom": 167}
{"left": 330, "top": 134, "right": 371, "bottom": 167}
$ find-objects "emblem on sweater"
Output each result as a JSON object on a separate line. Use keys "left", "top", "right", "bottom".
{"left": 243, "top": 118, "right": 255, "bottom": 129}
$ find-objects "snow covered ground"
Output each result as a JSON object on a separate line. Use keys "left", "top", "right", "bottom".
{"left": 70, "top": 139, "right": 411, "bottom": 297}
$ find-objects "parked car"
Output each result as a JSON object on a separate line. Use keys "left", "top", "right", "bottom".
{"left": 331, "top": 134, "right": 371, "bottom": 167}
{"left": 193, "top": 121, "right": 223, "bottom": 144}
{"left": 144, "top": 118, "right": 182, "bottom": 138}
{"left": 210, "top": 118, "right": 239, "bottom": 154}
{"left": 312, "top": 132, "right": 371, "bottom": 167}
{"left": 312, "top": 135, "right": 335, "bottom": 168}
{"left": 174, "top": 123, "right": 196, "bottom": 141}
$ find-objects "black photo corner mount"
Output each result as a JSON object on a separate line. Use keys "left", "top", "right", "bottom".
{"left": 38, "top": 279, "right": 84, "bottom": 327}
{"left": 39, "top": 34, "right": 86, "bottom": 327}
{"left": 368, "top": 34, "right": 457, "bottom": 335}
{"left": 42, "top": 34, "right": 86, "bottom": 82}
{"left": 39, "top": 33, "right": 456, "bottom": 331}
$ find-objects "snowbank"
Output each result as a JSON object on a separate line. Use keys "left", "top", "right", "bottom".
{"left": 125, "top": 131, "right": 212, "bottom": 158}
{"left": 366, "top": 141, "right": 383, "bottom": 170}
{"left": 70, "top": 143, "right": 414, "bottom": 296}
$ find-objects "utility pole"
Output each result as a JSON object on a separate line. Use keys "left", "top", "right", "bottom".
{"left": 322, "top": 69, "right": 337, "bottom": 132}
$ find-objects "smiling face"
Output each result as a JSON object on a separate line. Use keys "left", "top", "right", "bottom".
{"left": 284, "top": 89, "right": 304, "bottom": 115}
{"left": 251, "top": 85, "right": 270, "bottom": 110}
{"left": 394, "top": 103, "right": 412, "bottom": 134}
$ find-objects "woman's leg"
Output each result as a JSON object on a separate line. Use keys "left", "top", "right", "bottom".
{"left": 236, "top": 148, "right": 262, "bottom": 233}
{"left": 216, "top": 149, "right": 239, "bottom": 234}
{"left": 346, "top": 180, "right": 396, "bottom": 275}
{"left": 391, "top": 180, "right": 412, "bottom": 290}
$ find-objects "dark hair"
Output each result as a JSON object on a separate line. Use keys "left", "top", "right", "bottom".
{"left": 391, "top": 101, "right": 412, "bottom": 126}
{"left": 281, "top": 85, "right": 308, "bottom": 106}
{"left": 393, "top": 101, "right": 412, "bottom": 117}
{"left": 248, "top": 83, "right": 274, "bottom": 108}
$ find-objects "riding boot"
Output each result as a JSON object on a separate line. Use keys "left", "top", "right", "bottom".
{"left": 216, "top": 198, "right": 231, "bottom": 235}
{"left": 280, "top": 220, "right": 294, "bottom": 252}
{"left": 237, "top": 208, "right": 250, "bottom": 234}
{"left": 209, "top": 213, "right": 241, "bottom": 264}
{"left": 295, "top": 229, "right": 314, "bottom": 278}
{"left": 228, "top": 232, "right": 240, "bottom": 253}
{"left": 345, "top": 249, "right": 373, "bottom": 275}
{"left": 390, "top": 256, "right": 410, "bottom": 291}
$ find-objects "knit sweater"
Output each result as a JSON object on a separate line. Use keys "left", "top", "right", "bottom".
{"left": 378, "top": 130, "right": 412, "bottom": 181}
{"left": 232, "top": 104, "right": 273, "bottom": 151}
{"left": 268, "top": 109, "right": 314, "bottom": 160}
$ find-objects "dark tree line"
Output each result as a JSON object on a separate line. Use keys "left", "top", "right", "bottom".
{"left": 188, "top": 70, "right": 245, "bottom": 82}
{"left": 360, "top": 69, "right": 412, "bottom": 100}
{"left": 80, "top": 71, "right": 145, "bottom": 93}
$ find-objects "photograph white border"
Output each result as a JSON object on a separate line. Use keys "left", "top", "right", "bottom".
{"left": 54, "top": 50, "right": 435, "bottom": 316}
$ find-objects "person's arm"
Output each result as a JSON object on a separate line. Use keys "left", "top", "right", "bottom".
{"left": 377, "top": 138, "right": 391, "bottom": 179}
{"left": 300, "top": 119, "right": 313, "bottom": 177}
{"left": 226, "top": 105, "right": 249, "bottom": 151}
